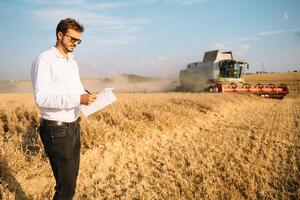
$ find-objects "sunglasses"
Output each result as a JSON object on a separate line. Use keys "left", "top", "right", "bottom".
{"left": 64, "top": 34, "right": 82, "bottom": 44}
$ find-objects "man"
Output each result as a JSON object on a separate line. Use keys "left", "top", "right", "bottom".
{"left": 31, "top": 18, "right": 96, "bottom": 200}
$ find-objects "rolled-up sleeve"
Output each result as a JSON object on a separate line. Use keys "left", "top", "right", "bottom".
{"left": 31, "top": 54, "right": 81, "bottom": 109}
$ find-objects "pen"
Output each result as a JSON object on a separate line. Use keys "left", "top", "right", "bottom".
{"left": 85, "top": 89, "right": 91, "bottom": 94}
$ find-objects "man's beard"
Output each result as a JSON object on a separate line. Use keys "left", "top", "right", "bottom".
{"left": 62, "top": 42, "right": 74, "bottom": 53}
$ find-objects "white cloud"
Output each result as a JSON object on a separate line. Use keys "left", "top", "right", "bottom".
{"left": 34, "top": 0, "right": 84, "bottom": 5}
{"left": 164, "top": 0, "right": 209, "bottom": 5}
{"left": 29, "top": 2, "right": 148, "bottom": 30}
{"left": 27, "top": 0, "right": 128, "bottom": 9}
{"left": 283, "top": 11, "right": 288, "bottom": 20}
{"left": 237, "top": 29, "right": 290, "bottom": 42}
{"left": 92, "top": 25, "right": 141, "bottom": 34}
{"left": 89, "top": 35, "right": 138, "bottom": 46}
{"left": 32, "top": 8, "right": 147, "bottom": 37}
{"left": 138, "top": 0, "right": 209, "bottom": 5}
{"left": 31, "top": 9, "right": 98, "bottom": 24}
{"left": 138, "top": 0, "right": 159, "bottom": 3}
{"left": 29, "top": 0, "right": 209, "bottom": 7}
{"left": 238, "top": 36, "right": 258, "bottom": 41}
{"left": 29, "top": 7, "right": 149, "bottom": 46}
{"left": 31, "top": 8, "right": 148, "bottom": 26}
{"left": 78, "top": 1, "right": 129, "bottom": 10}
{"left": 238, "top": 44, "right": 250, "bottom": 51}
{"left": 213, "top": 42, "right": 226, "bottom": 50}
{"left": 211, "top": 42, "right": 250, "bottom": 56}
{"left": 257, "top": 30, "right": 285, "bottom": 36}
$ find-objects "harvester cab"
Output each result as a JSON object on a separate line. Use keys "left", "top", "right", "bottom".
{"left": 219, "top": 60, "right": 247, "bottom": 77}
{"left": 179, "top": 50, "right": 289, "bottom": 98}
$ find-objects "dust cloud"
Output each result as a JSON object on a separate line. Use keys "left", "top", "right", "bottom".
{"left": 79, "top": 72, "right": 178, "bottom": 93}
{"left": 0, "top": 72, "right": 178, "bottom": 93}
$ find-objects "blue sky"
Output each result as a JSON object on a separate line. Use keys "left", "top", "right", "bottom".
{"left": 0, "top": 0, "right": 299, "bottom": 80}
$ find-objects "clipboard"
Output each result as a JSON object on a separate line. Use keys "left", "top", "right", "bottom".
{"left": 80, "top": 88, "right": 117, "bottom": 117}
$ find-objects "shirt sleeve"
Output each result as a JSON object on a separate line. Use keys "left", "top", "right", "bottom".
{"left": 31, "top": 54, "right": 81, "bottom": 109}
{"left": 79, "top": 79, "right": 88, "bottom": 95}
{"left": 75, "top": 61, "right": 87, "bottom": 95}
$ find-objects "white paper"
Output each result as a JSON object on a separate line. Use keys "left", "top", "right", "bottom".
{"left": 81, "top": 88, "right": 117, "bottom": 117}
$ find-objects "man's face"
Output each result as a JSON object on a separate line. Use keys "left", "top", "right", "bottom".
{"left": 58, "top": 29, "right": 81, "bottom": 52}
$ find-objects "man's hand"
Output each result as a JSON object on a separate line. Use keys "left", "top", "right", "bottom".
{"left": 80, "top": 93, "right": 97, "bottom": 105}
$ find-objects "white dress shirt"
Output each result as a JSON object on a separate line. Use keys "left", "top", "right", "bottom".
{"left": 31, "top": 46, "right": 85, "bottom": 122}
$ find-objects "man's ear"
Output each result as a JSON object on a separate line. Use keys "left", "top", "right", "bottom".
{"left": 57, "top": 31, "right": 63, "bottom": 40}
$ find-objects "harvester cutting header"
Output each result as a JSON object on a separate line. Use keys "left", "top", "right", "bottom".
{"left": 179, "top": 50, "right": 289, "bottom": 98}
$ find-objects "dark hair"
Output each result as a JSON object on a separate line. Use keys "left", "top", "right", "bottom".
{"left": 56, "top": 18, "right": 84, "bottom": 40}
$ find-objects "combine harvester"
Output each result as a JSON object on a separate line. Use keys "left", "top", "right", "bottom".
{"left": 179, "top": 50, "right": 289, "bottom": 99}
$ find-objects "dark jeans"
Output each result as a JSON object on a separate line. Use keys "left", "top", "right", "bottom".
{"left": 39, "top": 121, "right": 81, "bottom": 200}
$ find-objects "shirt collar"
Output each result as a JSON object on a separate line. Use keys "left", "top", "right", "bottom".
{"left": 51, "top": 46, "right": 74, "bottom": 59}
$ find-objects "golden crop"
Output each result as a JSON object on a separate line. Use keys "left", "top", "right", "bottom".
{"left": 1, "top": 72, "right": 300, "bottom": 199}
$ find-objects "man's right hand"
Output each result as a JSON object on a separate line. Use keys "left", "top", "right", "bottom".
{"left": 80, "top": 93, "right": 97, "bottom": 105}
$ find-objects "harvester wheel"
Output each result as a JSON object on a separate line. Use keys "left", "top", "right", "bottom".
{"left": 243, "top": 83, "right": 251, "bottom": 88}
{"left": 267, "top": 83, "right": 276, "bottom": 88}
{"left": 255, "top": 83, "right": 264, "bottom": 88}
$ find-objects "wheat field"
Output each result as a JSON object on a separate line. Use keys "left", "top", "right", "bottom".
{"left": 0, "top": 73, "right": 300, "bottom": 199}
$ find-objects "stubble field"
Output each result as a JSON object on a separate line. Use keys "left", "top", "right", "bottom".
{"left": 0, "top": 72, "right": 300, "bottom": 199}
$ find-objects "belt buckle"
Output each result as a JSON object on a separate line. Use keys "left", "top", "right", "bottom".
{"left": 57, "top": 121, "right": 64, "bottom": 126}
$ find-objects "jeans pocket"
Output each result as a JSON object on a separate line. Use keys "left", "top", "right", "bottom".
{"left": 51, "top": 126, "right": 69, "bottom": 138}
{"left": 50, "top": 126, "right": 73, "bottom": 160}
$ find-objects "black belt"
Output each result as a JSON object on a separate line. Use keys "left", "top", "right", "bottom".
{"left": 40, "top": 117, "right": 81, "bottom": 127}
